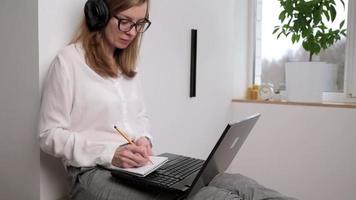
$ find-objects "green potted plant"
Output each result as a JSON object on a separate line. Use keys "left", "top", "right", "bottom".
{"left": 273, "top": 0, "right": 347, "bottom": 61}
{"left": 272, "top": 0, "right": 347, "bottom": 102}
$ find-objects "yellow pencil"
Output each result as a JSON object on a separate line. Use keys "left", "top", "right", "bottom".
{"left": 114, "top": 126, "right": 153, "bottom": 165}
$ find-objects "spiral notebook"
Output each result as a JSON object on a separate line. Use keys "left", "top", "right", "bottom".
{"left": 104, "top": 156, "right": 168, "bottom": 177}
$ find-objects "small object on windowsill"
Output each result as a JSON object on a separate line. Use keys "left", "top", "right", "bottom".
{"left": 259, "top": 83, "right": 274, "bottom": 101}
{"left": 245, "top": 87, "right": 252, "bottom": 99}
{"left": 246, "top": 85, "right": 260, "bottom": 100}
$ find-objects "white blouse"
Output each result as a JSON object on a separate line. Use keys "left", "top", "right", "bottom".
{"left": 38, "top": 43, "right": 152, "bottom": 167}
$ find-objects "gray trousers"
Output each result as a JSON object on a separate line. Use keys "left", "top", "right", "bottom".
{"left": 67, "top": 166, "right": 297, "bottom": 200}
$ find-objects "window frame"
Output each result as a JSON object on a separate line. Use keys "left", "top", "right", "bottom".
{"left": 345, "top": 0, "right": 356, "bottom": 97}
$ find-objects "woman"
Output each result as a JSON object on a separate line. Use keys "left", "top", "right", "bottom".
{"left": 39, "top": 0, "right": 297, "bottom": 199}
{"left": 39, "top": 0, "right": 177, "bottom": 199}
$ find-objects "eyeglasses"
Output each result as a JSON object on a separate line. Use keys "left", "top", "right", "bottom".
{"left": 113, "top": 16, "right": 151, "bottom": 33}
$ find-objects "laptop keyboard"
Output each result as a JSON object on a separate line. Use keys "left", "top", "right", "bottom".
{"left": 145, "top": 155, "right": 204, "bottom": 187}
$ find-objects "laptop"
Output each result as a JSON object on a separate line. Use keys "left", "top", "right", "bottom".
{"left": 111, "top": 113, "right": 260, "bottom": 199}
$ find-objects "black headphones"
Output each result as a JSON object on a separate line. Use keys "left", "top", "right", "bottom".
{"left": 84, "top": 0, "right": 110, "bottom": 31}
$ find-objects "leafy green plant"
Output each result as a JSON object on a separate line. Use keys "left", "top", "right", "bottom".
{"left": 273, "top": 0, "right": 347, "bottom": 61}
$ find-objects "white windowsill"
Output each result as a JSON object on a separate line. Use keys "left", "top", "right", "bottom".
{"left": 232, "top": 98, "right": 356, "bottom": 109}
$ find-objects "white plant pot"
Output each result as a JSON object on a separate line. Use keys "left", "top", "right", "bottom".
{"left": 285, "top": 62, "right": 338, "bottom": 102}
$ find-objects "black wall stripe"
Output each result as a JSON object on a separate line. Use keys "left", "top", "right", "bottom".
{"left": 190, "top": 29, "right": 197, "bottom": 97}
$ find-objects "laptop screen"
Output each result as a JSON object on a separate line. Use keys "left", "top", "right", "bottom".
{"left": 187, "top": 113, "right": 260, "bottom": 198}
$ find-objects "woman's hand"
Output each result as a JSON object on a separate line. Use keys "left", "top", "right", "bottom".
{"left": 111, "top": 137, "right": 153, "bottom": 168}
{"left": 135, "top": 136, "right": 153, "bottom": 156}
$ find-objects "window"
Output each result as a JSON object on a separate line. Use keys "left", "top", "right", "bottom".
{"left": 251, "top": 0, "right": 355, "bottom": 103}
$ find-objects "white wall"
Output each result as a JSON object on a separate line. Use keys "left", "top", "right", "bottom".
{"left": 0, "top": 0, "right": 39, "bottom": 199}
{"left": 139, "top": 0, "right": 236, "bottom": 158}
{"left": 229, "top": 103, "right": 356, "bottom": 200}
{"left": 39, "top": 0, "right": 237, "bottom": 199}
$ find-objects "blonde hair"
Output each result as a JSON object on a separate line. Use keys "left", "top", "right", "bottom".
{"left": 72, "top": 0, "right": 150, "bottom": 78}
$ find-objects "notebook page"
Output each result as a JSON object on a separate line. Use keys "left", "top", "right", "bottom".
{"left": 106, "top": 156, "right": 168, "bottom": 177}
